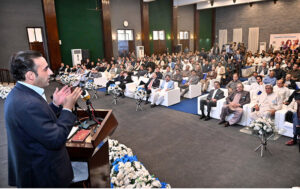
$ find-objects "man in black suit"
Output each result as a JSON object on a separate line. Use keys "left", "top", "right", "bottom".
{"left": 200, "top": 81, "right": 225, "bottom": 121}
{"left": 144, "top": 72, "right": 160, "bottom": 104}
{"left": 4, "top": 50, "right": 82, "bottom": 187}
{"left": 105, "top": 71, "right": 132, "bottom": 96}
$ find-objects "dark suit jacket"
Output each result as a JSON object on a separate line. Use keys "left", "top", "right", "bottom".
{"left": 145, "top": 78, "right": 160, "bottom": 90}
{"left": 4, "top": 83, "right": 76, "bottom": 187}
{"left": 257, "top": 67, "right": 268, "bottom": 75}
{"left": 207, "top": 89, "right": 225, "bottom": 101}
{"left": 115, "top": 75, "right": 133, "bottom": 84}
{"left": 226, "top": 90, "right": 250, "bottom": 108}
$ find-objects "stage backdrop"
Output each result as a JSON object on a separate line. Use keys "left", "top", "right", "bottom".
{"left": 269, "top": 33, "right": 300, "bottom": 51}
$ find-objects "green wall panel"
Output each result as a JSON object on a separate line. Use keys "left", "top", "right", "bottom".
{"left": 149, "top": 0, "right": 172, "bottom": 55}
{"left": 199, "top": 9, "right": 212, "bottom": 51}
{"left": 55, "top": 0, "right": 104, "bottom": 66}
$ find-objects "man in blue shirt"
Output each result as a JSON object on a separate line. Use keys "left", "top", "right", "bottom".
{"left": 263, "top": 70, "right": 277, "bottom": 86}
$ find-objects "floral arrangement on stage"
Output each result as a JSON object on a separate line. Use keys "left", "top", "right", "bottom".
{"left": 249, "top": 118, "right": 275, "bottom": 135}
{"left": 108, "top": 139, "right": 171, "bottom": 188}
{"left": 0, "top": 84, "right": 13, "bottom": 99}
{"left": 108, "top": 84, "right": 122, "bottom": 96}
{"left": 134, "top": 86, "right": 146, "bottom": 100}
{"left": 59, "top": 74, "right": 80, "bottom": 86}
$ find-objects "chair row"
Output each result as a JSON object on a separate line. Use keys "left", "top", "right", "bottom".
{"left": 197, "top": 87, "right": 296, "bottom": 138}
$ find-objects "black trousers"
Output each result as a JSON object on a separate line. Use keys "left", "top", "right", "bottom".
{"left": 200, "top": 99, "right": 217, "bottom": 116}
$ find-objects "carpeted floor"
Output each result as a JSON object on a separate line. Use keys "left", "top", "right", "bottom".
{"left": 1, "top": 81, "right": 300, "bottom": 187}
{"left": 167, "top": 98, "right": 198, "bottom": 115}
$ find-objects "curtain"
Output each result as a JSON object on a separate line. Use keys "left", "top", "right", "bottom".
{"left": 233, "top": 28, "right": 242, "bottom": 43}
{"left": 218, "top": 29, "right": 227, "bottom": 51}
{"left": 248, "top": 27, "right": 259, "bottom": 53}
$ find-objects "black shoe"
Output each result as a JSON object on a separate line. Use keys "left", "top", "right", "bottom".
{"left": 218, "top": 120, "right": 226, "bottom": 125}
{"left": 224, "top": 121, "right": 230, "bottom": 127}
{"left": 145, "top": 101, "right": 150, "bottom": 104}
{"left": 150, "top": 104, "right": 156, "bottom": 108}
{"left": 200, "top": 115, "right": 206, "bottom": 119}
{"left": 204, "top": 117, "right": 211, "bottom": 121}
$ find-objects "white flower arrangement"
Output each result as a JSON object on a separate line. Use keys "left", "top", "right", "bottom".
{"left": 0, "top": 84, "right": 13, "bottom": 99}
{"left": 59, "top": 74, "right": 80, "bottom": 86}
{"left": 134, "top": 86, "right": 146, "bottom": 100}
{"left": 108, "top": 84, "right": 122, "bottom": 96}
{"left": 249, "top": 118, "right": 275, "bottom": 135}
{"left": 108, "top": 139, "right": 171, "bottom": 188}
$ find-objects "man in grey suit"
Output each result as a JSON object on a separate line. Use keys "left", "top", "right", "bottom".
{"left": 219, "top": 83, "right": 250, "bottom": 127}
{"left": 180, "top": 70, "right": 200, "bottom": 97}
{"left": 200, "top": 81, "right": 225, "bottom": 121}
{"left": 257, "top": 61, "right": 268, "bottom": 76}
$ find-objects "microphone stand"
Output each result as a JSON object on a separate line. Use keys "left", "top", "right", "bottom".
{"left": 85, "top": 100, "right": 92, "bottom": 121}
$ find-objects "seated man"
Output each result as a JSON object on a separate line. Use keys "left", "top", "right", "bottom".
{"left": 58, "top": 62, "right": 65, "bottom": 75}
{"left": 247, "top": 71, "right": 258, "bottom": 85}
{"left": 163, "top": 66, "right": 172, "bottom": 79}
{"left": 172, "top": 69, "right": 183, "bottom": 84}
{"left": 179, "top": 70, "right": 200, "bottom": 97}
{"left": 250, "top": 75, "right": 265, "bottom": 102}
{"left": 284, "top": 90, "right": 300, "bottom": 145}
{"left": 219, "top": 83, "right": 250, "bottom": 127}
{"left": 263, "top": 70, "right": 277, "bottom": 86}
{"left": 151, "top": 75, "right": 174, "bottom": 108}
{"left": 200, "top": 66, "right": 217, "bottom": 93}
{"left": 105, "top": 71, "right": 132, "bottom": 96}
{"left": 226, "top": 73, "right": 242, "bottom": 95}
{"left": 199, "top": 81, "right": 225, "bottom": 121}
{"left": 89, "top": 68, "right": 102, "bottom": 78}
{"left": 250, "top": 85, "right": 282, "bottom": 120}
{"left": 143, "top": 72, "right": 160, "bottom": 104}
{"left": 182, "top": 65, "right": 191, "bottom": 77}
{"left": 273, "top": 79, "right": 290, "bottom": 102}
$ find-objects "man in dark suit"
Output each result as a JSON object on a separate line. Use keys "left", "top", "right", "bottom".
{"left": 199, "top": 81, "right": 225, "bottom": 121}
{"left": 4, "top": 50, "right": 82, "bottom": 187}
{"left": 219, "top": 83, "right": 250, "bottom": 127}
{"left": 144, "top": 72, "right": 160, "bottom": 104}
{"left": 105, "top": 71, "right": 133, "bottom": 97}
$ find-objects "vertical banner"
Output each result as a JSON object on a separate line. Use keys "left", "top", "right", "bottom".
{"left": 269, "top": 33, "right": 300, "bottom": 51}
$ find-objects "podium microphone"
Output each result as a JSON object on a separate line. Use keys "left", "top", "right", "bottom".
{"left": 81, "top": 89, "right": 91, "bottom": 105}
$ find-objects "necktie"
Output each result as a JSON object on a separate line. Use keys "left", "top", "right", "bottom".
{"left": 148, "top": 79, "right": 154, "bottom": 90}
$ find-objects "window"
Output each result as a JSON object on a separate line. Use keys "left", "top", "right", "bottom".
{"left": 117, "top": 29, "right": 134, "bottom": 41}
{"left": 153, "top": 30, "right": 165, "bottom": 40}
{"left": 27, "top": 27, "right": 43, "bottom": 42}
{"left": 179, "top": 31, "right": 189, "bottom": 40}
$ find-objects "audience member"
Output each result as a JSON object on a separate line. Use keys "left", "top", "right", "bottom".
{"left": 199, "top": 81, "right": 224, "bottom": 121}
{"left": 151, "top": 75, "right": 174, "bottom": 107}
{"left": 219, "top": 83, "right": 250, "bottom": 127}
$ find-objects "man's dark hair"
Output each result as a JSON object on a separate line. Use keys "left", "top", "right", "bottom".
{"left": 256, "top": 75, "right": 263, "bottom": 81}
{"left": 214, "top": 81, "right": 221, "bottom": 86}
{"left": 10, "top": 50, "right": 42, "bottom": 81}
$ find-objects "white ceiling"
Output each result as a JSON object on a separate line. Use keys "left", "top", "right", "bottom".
{"left": 174, "top": 0, "right": 269, "bottom": 10}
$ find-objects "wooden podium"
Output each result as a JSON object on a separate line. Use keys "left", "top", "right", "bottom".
{"left": 66, "top": 109, "right": 118, "bottom": 187}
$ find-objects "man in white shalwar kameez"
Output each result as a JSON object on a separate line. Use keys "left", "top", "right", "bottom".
{"left": 151, "top": 75, "right": 174, "bottom": 107}
{"left": 250, "top": 85, "right": 282, "bottom": 120}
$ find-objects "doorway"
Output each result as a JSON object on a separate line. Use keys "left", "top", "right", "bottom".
{"left": 26, "top": 27, "right": 46, "bottom": 58}
{"left": 153, "top": 30, "right": 166, "bottom": 55}
{"left": 117, "top": 29, "right": 135, "bottom": 57}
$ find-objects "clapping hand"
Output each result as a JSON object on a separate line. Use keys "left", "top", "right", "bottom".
{"left": 52, "top": 86, "right": 71, "bottom": 106}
